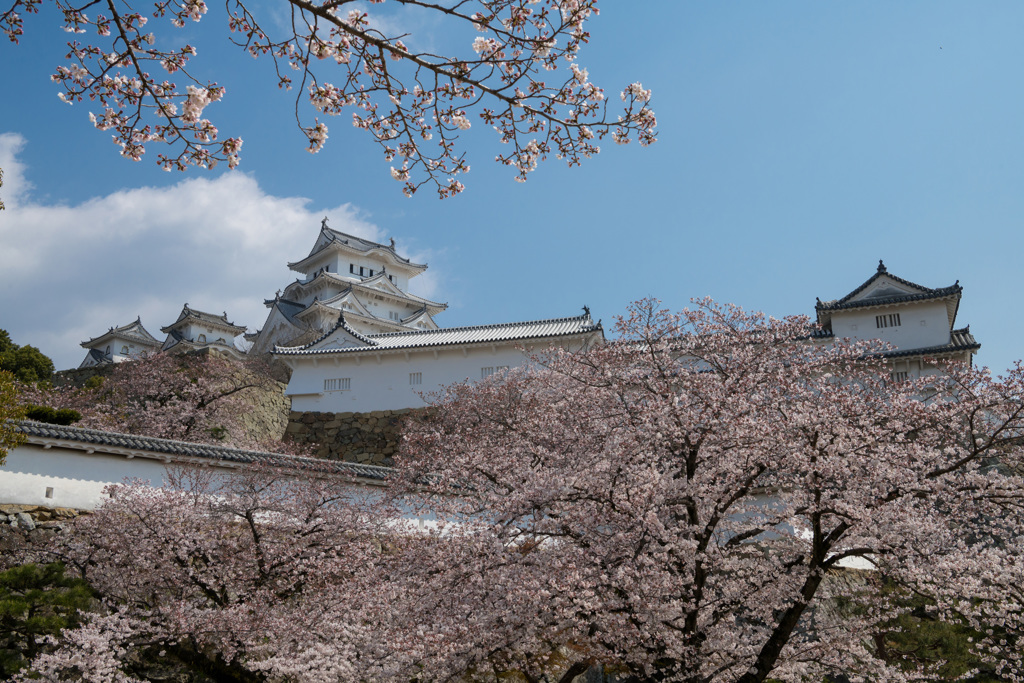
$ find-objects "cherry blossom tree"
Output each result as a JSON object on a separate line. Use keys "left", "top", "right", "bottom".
{"left": 17, "top": 300, "right": 1024, "bottom": 683}
{"left": 0, "top": 0, "right": 656, "bottom": 197}
{"left": 390, "top": 299, "right": 1024, "bottom": 682}
{"left": 19, "top": 467, "right": 400, "bottom": 683}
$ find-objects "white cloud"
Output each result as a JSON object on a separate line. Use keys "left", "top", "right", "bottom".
{"left": 0, "top": 133, "right": 443, "bottom": 370}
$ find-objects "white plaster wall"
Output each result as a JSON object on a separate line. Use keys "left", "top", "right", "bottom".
{"left": 286, "top": 341, "right": 576, "bottom": 413}
{"left": 108, "top": 342, "right": 155, "bottom": 363}
{"left": 829, "top": 301, "right": 950, "bottom": 351}
{"left": 0, "top": 444, "right": 386, "bottom": 511}
{"left": 320, "top": 254, "right": 415, "bottom": 292}
{"left": 358, "top": 293, "right": 417, "bottom": 326}
{"left": 0, "top": 445, "right": 177, "bottom": 510}
{"left": 341, "top": 257, "right": 386, "bottom": 282}
{"left": 181, "top": 323, "right": 237, "bottom": 347}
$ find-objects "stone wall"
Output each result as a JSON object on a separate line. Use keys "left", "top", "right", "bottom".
{"left": 231, "top": 375, "right": 291, "bottom": 446}
{"left": 53, "top": 354, "right": 292, "bottom": 446}
{"left": 1, "top": 504, "right": 83, "bottom": 532}
{"left": 53, "top": 365, "right": 112, "bottom": 388}
{"left": 284, "top": 408, "right": 425, "bottom": 466}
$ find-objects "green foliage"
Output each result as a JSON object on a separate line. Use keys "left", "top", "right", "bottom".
{"left": 83, "top": 375, "right": 104, "bottom": 390}
{"left": 877, "top": 589, "right": 1006, "bottom": 682}
{"left": 23, "top": 405, "right": 82, "bottom": 426}
{"left": 0, "top": 330, "right": 55, "bottom": 385}
{"left": 0, "top": 562, "right": 95, "bottom": 678}
{"left": 0, "top": 370, "right": 26, "bottom": 465}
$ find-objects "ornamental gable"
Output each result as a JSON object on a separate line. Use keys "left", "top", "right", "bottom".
{"left": 847, "top": 275, "right": 925, "bottom": 304}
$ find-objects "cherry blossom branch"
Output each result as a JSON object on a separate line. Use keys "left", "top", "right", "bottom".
{"left": 5, "top": 0, "right": 655, "bottom": 197}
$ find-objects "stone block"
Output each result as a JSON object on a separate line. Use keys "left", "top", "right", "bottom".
{"left": 15, "top": 512, "right": 35, "bottom": 530}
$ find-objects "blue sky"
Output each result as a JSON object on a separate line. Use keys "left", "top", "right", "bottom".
{"left": 2, "top": 2, "right": 1023, "bottom": 373}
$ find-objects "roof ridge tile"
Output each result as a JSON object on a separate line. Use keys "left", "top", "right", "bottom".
{"left": 13, "top": 420, "right": 392, "bottom": 480}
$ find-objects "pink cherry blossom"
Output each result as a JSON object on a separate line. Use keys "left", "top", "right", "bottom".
{"left": 1, "top": 0, "right": 657, "bottom": 197}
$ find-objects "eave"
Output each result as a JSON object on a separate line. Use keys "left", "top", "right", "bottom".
{"left": 816, "top": 290, "right": 961, "bottom": 332}
{"left": 13, "top": 420, "right": 392, "bottom": 484}
{"left": 287, "top": 239, "right": 427, "bottom": 276}
{"left": 275, "top": 315, "right": 604, "bottom": 359}
{"left": 81, "top": 330, "right": 162, "bottom": 350}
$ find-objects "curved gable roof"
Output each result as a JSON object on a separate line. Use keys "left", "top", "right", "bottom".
{"left": 815, "top": 261, "right": 962, "bottom": 330}
{"left": 288, "top": 222, "right": 428, "bottom": 275}
{"left": 81, "top": 318, "right": 161, "bottom": 349}
{"left": 161, "top": 305, "right": 247, "bottom": 336}
{"left": 275, "top": 312, "right": 378, "bottom": 353}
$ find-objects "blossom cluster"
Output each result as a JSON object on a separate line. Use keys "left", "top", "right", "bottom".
{"left": 3, "top": 0, "right": 656, "bottom": 196}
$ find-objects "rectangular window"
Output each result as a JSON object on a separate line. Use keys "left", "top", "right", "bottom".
{"left": 481, "top": 367, "right": 495, "bottom": 378}
{"left": 324, "top": 377, "right": 351, "bottom": 392}
{"left": 45, "top": 486, "right": 54, "bottom": 499}
{"left": 359, "top": 266, "right": 365, "bottom": 276}
{"left": 875, "top": 313, "right": 901, "bottom": 329}
{"left": 891, "top": 371, "right": 909, "bottom": 383}
{"left": 409, "top": 372, "right": 422, "bottom": 385}
{"left": 369, "top": 269, "right": 375, "bottom": 276}
{"left": 350, "top": 264, "right": 355, "bottom": 274}
{"left": 389, "top": 311, "right": 402, "bottom": 321}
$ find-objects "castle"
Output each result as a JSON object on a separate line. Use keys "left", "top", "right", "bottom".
{"left": 78, "top": 305, "right": 247, "bottom": 367}
{"left": 812, "top": 259, "right": 979, "bottom": 377}
{"left": 18, "top": 237, "right": 982, "bottom": 512}
{"left": 78, "top": 224, "right": 980, "bottom": 413}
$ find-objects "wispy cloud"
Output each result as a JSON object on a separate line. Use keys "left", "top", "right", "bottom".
{"left": 0, "top": 133, "right": 442, "bottom": 370}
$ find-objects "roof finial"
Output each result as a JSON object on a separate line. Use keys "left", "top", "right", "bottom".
{"left": 877, "top": 259, "right": 887, "bottom": 273}
{"left": 321, "top": 216, "right": 329, "bottom": 230}
{"left": 389, "top": 237, "right": 396, "bottom": 249}
{"left": 582, "top": 304, "right": 591, "bottom": 317}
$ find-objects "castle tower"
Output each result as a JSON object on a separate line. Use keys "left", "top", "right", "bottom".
{"left": 249, "top": 219, "right": 447, "bottom": 354}
{"left": 813, "top": 260, "right": 979, "bottom": 379}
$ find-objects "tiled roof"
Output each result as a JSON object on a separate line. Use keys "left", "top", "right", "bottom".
{"left": 77, "top": 348, "right": 111, "bottom": 368}
{"left": 401, "top": 307, "right": 432, "bottom": 326}
{"left": 284, "top": 272, "right": 447, "bottom": 312}
{"left": 816, "top": 260, "right": 960, "bottom": 312}
{"left": 880, "top": 326, "right": 980, "bottom": 359}
{"left": 288, "top": 221, "right": 427, "bottom": 273}
{"left": 283, "top": 313, "right": 379, "bottom": 350}
{"left": 271, "top": 299, "right": 306, "bottom": 326}
{"left": 14, "top": 421, "right": 392, "bottom": 482}
{"left": 276, "top": 313, "right": 603, "bottom": 356}
{"left": 81, "top": 318, "right": 161, "bottom": 348}
{"left": 162, "top": 305, "right": 247, "bottom": 335}
{"left": 816, "top": 285, "right": 961, "bottom": 312}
